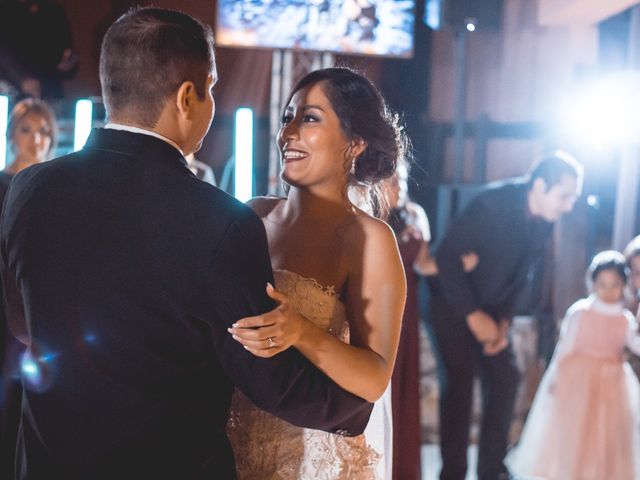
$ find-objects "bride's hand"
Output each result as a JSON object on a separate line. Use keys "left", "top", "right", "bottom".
{"left": 228, "top": 283, "right": 309, "bottom": 358}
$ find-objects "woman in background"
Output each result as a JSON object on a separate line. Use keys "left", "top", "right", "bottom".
{"left": 0, "top": 98, "right": 57, "bottom": 192}
{"left": 383, "top": 162, "right": 477, "bottom": 480}
{"left": 0, "top": 98, "right": 58, "bottom": 478}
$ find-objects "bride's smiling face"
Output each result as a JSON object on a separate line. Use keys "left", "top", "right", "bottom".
{"left": 277, "top": 82, "right": 351, "bottom": 188}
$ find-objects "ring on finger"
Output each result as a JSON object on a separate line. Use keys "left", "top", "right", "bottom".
{"left": 266, "top": 336, "right": 276, "bottom": 348}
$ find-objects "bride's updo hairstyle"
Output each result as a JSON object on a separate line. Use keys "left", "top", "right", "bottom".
{"left": 285, "top": 67, "right": 410, "bottom": 217}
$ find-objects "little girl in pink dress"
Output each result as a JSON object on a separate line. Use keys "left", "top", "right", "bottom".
{"left": 511, "top": 250, "right": 640, "bottom": 480}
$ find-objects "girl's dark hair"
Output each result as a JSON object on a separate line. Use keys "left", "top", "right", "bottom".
{"left": 588, "top": 250, "right": 629, "bottom": 286}
{"left": 286, "top": 67, "right": 411, "bottom": 217}
{"left": 8, "top": 98, "right": 58, "bottom": 158}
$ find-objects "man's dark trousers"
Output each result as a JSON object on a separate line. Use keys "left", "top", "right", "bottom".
{"left": 428, "top": 293, "right": 521, "bottom": 480}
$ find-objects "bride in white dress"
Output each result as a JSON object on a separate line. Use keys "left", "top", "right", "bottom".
{"left": 226, "top": 67, "right": 408, "bottom": 479}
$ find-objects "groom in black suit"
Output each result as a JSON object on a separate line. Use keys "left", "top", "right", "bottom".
{"left": 0, "top": 7, "right": 373, "bottom": 480}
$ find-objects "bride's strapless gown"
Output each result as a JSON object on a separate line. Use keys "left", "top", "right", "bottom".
{"left": 227, "top": 269, "right": 392, "bottom": 479}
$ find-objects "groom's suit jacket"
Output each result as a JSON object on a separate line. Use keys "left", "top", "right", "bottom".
{"left": 0, "top": 129, "right": 373, "bottom": 480}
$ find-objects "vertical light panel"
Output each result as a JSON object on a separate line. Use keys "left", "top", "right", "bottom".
{"left": 234, "top": 107, "right": 254, "bottom": 202}
{"left": 425, "top": 0, "right": 442, "bottom": 30}
{"left": 74, "top": 99, "right": 93, "bottom": 151}
{"left": 0, "top": 95, "right": 9, "bottom": 169}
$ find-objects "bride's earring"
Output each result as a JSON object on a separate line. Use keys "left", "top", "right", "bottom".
{"left": 350, "top": 157, "right": 357, "bottom": 176}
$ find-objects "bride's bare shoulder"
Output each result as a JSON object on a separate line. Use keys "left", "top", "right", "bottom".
{"left": 343, "top": 209, "right": 396, "bottom": 250}
{"left": 342, "top": 211, "right": 404, "bottom": 283}
{"left": 246, "top": 196, "right": 285, "bottom": 218}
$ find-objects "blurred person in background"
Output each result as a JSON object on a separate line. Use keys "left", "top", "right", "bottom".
{"left": 185, "top": 152, "right": 216, "bottom": 186}
{"left": 1, "top": 98, "right": 58, "bottom": 184}
{"left": 428, "top": 151, "right": 582, "bottom": 480}
{"left": 0, "top": 97, "right": 57, "bottom": 479}
{"left": 0, "top": 0, "right": 77, "bottom": 99}
{"left": 511, "top": 250, "right": 640, "bottom": 480}
{"left": 383, "top": 161, "right": 477, "bottom": 480}
{"left": 624, "top": 235, "right": 640, "bottom": 314}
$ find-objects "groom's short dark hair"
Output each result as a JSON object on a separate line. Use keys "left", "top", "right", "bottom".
{"left": 100, "top": 7, "right": 215, "bottom": 127}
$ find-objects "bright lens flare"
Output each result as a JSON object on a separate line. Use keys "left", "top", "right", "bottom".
{"left": 560, "top": 72, "right": 640, "bottom": 147}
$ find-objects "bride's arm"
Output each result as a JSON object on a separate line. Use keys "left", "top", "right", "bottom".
{"left": 229, "top": 220, "right": 406, "bottom": 402}
{"left": 302, "top": 220, "right": 406, "bottom": 401}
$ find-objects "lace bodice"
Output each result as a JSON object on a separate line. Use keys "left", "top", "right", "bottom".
{"left": 226, "top": 269, "right": 389, "bottom": 479}
{"left": 272, "top": 269, "right": 349, "bottom": 340}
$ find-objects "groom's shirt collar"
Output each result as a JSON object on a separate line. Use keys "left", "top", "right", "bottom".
{"left": 105, "top": 123, "right": 184, "bottom": 156}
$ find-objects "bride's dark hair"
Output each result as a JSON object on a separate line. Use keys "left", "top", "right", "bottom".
{"left": 284, "top": 67, "right": 411, "bottom": 218}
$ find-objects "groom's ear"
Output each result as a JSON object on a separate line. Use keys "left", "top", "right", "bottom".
{"left": 175, "top": 80, "right": 197, "bottom": 120}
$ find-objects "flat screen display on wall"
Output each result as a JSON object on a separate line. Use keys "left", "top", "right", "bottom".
{"left": 216, "top": 1, "right": 415, "bottom": 58}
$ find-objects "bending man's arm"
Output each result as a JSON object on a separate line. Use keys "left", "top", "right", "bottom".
{"left": 435, "top": 194, "right": 499, "bottom": 343}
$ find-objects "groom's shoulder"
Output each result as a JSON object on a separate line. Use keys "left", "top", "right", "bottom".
{"left": 193, "top": 182, "right": 265, "bottom": 231}
{"left": 9, "top": 151, "right": 79, "bottom": 192}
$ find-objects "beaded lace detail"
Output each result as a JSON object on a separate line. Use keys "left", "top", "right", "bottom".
{"left": 270, "top": 269, "right": 347, "bottom": 341}
{"left": 226, "top": 269, "right": 384, "bottom": 479}
{"left": 276, "top": 269, "right": 337, "bottom": 297}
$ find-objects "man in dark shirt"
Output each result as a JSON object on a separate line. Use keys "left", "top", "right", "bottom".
{"left": 428, "top": 152, "right": 583, "bottom": 480}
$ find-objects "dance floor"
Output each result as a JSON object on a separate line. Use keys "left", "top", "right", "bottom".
{"left": 422, "top": 444, "right": 523, "bottom": 480}
{"left": 421, "top": 444, "right": 478, "bottom": 480}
